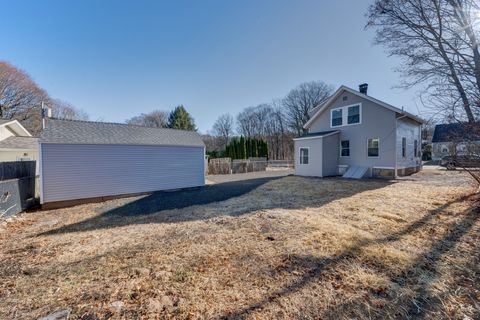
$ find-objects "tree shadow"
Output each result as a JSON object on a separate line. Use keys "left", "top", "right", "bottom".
{"left": 38, "top": 176, "right": 391, "bottom": 236}
{"left": 219, "top": 193, "right": 479, "bottom": 319}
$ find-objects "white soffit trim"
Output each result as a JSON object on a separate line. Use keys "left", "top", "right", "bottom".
{"left": 303, "top": 85, "right": 424, "bottom": 129}
{"left": 1, "top": 120, "right": 32, "bottom": 137}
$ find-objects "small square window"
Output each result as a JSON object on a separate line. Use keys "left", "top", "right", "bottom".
{"left": 368, "top": 138, "right": 379, "bottom": 157}
{"left": 331, "top": 109, "right": 342, "bottom": 127}
{"left": 341, "top": 140, "right": 350, "bottom": 157}
{"left": 300, "top": 148, "right": 309, "bottom": 164}
{"left": 347, "top": 105, "right": 360, "bottom": 124}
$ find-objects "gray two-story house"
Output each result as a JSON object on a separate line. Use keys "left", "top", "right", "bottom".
{"left": 294, "top": 84, "right": 424, "bottom": 179}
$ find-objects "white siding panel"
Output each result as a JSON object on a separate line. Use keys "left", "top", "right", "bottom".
{"left": 294, "top": 138, "right": 323, "bottom": 177}
{"left": 396, "top": 118, "right": 422, "bottom": 168}
{"left": 41, "top": 144, "right": 205, "bottom": 203}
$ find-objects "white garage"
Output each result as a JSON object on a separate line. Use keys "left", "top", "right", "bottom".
{"left": 39, "top": 119, "right": 205, "bottom": 208}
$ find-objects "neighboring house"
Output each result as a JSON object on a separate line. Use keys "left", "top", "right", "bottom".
{"left": 431, "top": 123, "right": 480, "bottom": 160}
{"left": 294, "top": 84, "right": 424, "bottom": 179}
{"left": 0, "top": 119, "right": 38, "bottom": 162}
{"left": 39, "top": 119, "right": 205, "bottom": 208}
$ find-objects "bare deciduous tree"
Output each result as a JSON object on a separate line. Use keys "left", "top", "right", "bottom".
{"left": 51, "top": 99, "right": 89, "bottom": 121}
{"left": 0, "top": 61, "right": 48, "bottom": 119}
{"left": 366, "top": 0, "right": 480, "bottom": 122}
{"left": 0, "top": 61, "right": 88, "bottom": 135}
{"left": 282, "top": 81, "right": 333, "bottom": 136}
{"left": 126, "top": 110, "right": 169, "bottom": 128}
{"left": 235, "top": 103, "right": 294, "bottom": 160}
{"left": 212, "top": 113, "right": 234, "bottom": 150}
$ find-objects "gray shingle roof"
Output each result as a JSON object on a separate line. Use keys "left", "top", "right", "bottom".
{"left": 0, "top": 136, "right": 38, "bottom": 149}
{"left": 432, "top": 123, "right": 480, "bottom": 143}
{"left": 40, "top": 119, "right": 205, "bottom": 147}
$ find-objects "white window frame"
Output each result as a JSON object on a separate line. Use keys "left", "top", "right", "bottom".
{"left": 367, "top": 138, "right": 380, "bottom": 158}
{"left": 331, "top": 108, "right": 343, "bottom": 127}
{"left": 330, "top": 103, "right": 362, "bottom": 128}
{"left": 340, "top": 140, "right": 350, "bottom": 157}
{"left": 299, "top": 147, "right": 309, "bottom": 164}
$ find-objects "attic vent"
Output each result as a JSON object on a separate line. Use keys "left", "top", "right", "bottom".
{"left": 342, "top": 96, "right": 348, "bottom": 101}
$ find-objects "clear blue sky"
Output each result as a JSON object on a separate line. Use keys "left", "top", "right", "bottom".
{"left": 1, "top": 0, "right": 421, "bottom": 133}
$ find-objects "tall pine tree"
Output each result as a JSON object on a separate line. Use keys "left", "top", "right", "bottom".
{"left": 167, "top": 105, "right": 197, "bottom": 131}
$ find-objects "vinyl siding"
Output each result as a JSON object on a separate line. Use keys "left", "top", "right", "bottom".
{"left": 396, "top": 117, "right": 422, "bottom": 168}
{"left": 322, "top": 133, "right": 339, "bottom": 176}
{"left": 308, "top": 91, "right": 397, "bottom": 168}
{"left": 41, "top": 143, "right": 205, "bottom": 203}
{"left": 294, "top": 138, "right": 323, "bottom": 177}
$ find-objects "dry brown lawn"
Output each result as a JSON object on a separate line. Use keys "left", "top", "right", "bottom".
{"left": 0, "top": 169, "right": 479, "bottom": 319}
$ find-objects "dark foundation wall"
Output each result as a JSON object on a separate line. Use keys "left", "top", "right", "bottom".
{"left": 372, "top": 166, "right": 421, "bottom": 179}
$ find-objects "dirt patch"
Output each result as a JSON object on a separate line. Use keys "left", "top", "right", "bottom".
{"left": 0, "top": 170, "right": 479, "bottom": 319}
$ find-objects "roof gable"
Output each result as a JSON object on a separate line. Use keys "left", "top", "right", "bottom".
{"left": 0, "top": 119, "right": 32, "bottom": 137}
{"left": 40, "top": 119, "right": 205, "bottom": 147}
{"left": 303, "top": 86, "right": 424, "bottom": 129}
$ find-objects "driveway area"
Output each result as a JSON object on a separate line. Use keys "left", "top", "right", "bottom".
{"left": 0, "top": 169, "right": 478, "bottom": 319}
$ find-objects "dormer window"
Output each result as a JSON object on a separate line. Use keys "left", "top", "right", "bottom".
{"left": 331, "top": 103, "right": 362, "bottom": 127}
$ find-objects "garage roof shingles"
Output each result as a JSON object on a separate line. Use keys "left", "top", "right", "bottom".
{"left": 40, "top": 118, "right": 205, "bottom": 147}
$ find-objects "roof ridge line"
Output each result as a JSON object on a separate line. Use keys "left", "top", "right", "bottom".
{"left": 49, "top": 118, "right": 198, "bottom": 134}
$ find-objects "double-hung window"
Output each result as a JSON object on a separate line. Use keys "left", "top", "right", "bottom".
{"left": 368, "top": 138, "right": 379, "bottom": 157}
{"left": 341, "top": 140, "right": 350, "bottom": 157}
{"left": 331, "top": 104, "right": 361, "bottom": 127}
{"left": 347, "top": 105, "right": 360, "bottom": 124}
{"left": 300, "top": 148, "right": 309, "bottom": 164}
{"left": 331, "top": 109, "right": 343, "bottom": 127}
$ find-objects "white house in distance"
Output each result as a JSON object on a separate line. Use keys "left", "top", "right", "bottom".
{"left": 0, "top": 119, "right": 38, "bottom": 162}
{"left": 39, "top": 118, "right": 206, "bottom": 208}
{"left": 294, "top": 84, "right": 424, "bottom": 179}
{"left": 431, "top": 123, "right": 480, "bottom": 160}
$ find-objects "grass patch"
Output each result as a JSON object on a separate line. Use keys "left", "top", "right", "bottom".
{"left": 0, "top": 170, "right": 478, "bottom": 319}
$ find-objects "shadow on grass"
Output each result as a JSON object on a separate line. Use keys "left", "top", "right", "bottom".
{"left": 219, "top": 193, "right": 479, "bottom": 319}
{"left": 38, "top": 176, "right": 391, "bottom": 236}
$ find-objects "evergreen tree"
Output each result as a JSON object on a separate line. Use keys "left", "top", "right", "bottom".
{"left": 232, "top": 139, "right": 238, "bottom": 159}
{"left": 239, "top": 136, "right": 246, "bottom": 159}
{"left": 167, "top": 105, "right": 197, "bottom": 131}
{"left": 252, "top": 139, "right": 258, "bottom": 158}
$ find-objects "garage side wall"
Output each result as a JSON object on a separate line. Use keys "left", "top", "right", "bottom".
{"left": 41, "top": 143, "right": 205, "bottom": 203}
{"left": 294, "top": 138, "right": 323, "bottom": 177}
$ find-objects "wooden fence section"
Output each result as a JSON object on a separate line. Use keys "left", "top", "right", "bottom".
{"left": 207, "top": 157, "right": 269, "bottom": 175}
{"left": 267, "top": 160, "right": 294, "bottom": 168}
{"left": 0, "top": 161, "right": 37, "bottom": 218}
{"left": 0, "top": 161, "right": 36, "bottom": 181}
{"left": 208, "top": 158, "right": 232, "bottom": 175}
{"left": 232, "top": 158, "right": 268, "bottom": 174}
